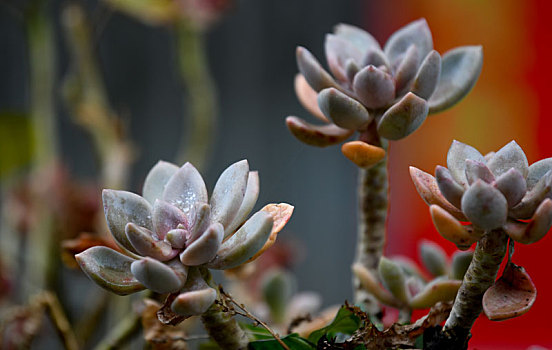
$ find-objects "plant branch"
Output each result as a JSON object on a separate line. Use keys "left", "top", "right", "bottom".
{"left": 174, "top": 21, "right": 218, "bottom": 170}
{"left": 35, "top": 291, "right": 79, "bottom": 350}
{"left": 443, "top": 229, "right": 508, "bottom": 340}
{"left": 219, "top": 286, "right": 290, "bottom": 350}
{"left": 353, "top": 155, "right": 389, "bottom": 315}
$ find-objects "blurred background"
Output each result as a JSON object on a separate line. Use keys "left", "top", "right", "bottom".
{"left": 0, "top": 0, "right": 551, "bottom": 348}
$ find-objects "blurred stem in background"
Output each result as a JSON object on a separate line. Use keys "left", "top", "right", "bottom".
{"left": 23, "top": 0, "right": 59, "bottom": 298}
{"left": 174, "top": 20, "right": 218, "bottom": 171}
{"left": 61, "top": 2, "right": 137, "bottom": 347}
{"left": 61, "top": 2, "right": 133, "bottom": 191}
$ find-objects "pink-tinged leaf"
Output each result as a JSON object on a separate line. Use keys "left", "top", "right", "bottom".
{"left": 483, "top": 263, "right": 536, "bottom": 321}
{"left": 317, "top": 88, "right": 372, "bottom": 130}
{"left": 152, "top": 200, "right": 187, "bottom": 239}
{"left": 142, "top": 161, "right": 179, "bottom": 205}
{"left": 352, "top": 65, "right": 395, "bottom": 109}
{"left": 130, "top": 258, "right": 186, "bottom": 294}
{"left": 102, "top": 189, "right": 153, "bottom": 254}
{"left": 409, "top": 279, "right": 462, "bottom": 309}
{"left": 352, "top": 262, "right": 402, "bottom": 308}
{"left": 504, "top": 199, "right": 552, "bottom": 244}
{"left": 296, "top": 46, "right": 338, "bottom": 92}
{"left": 294, "top": 74, "right": 329, "bottom": 123}
{"left": 377, "top": 93, "right": 428, "bottom": 140}
{"left": 409, "top": 166, "right": 467, "bottom": 221}
{"left": 171, "top": 288, "right": 217, "bottom": 317}
{"left": 429, "top": 205, "right": 479, "bottom": 250}
{"left": 246, "top": 203, "right": 295, "bottom": 263}
{"left": 394, "top": 45, "right": 419, "bottom": 95}
{"left": 285, "top": 116, "right": 354, "bottom": 147}
{"left": 125, "top": 223, "right": 178, "bottom": 261}
{"left": 180, "top": 223, "right": 223, "bottom": 266}
{"left": 210, "top": 160, "right": 249, "bottom": 230}
{"left": 446, "top": 140, "right": 485, "bottom": 187}
{"left": 75, "top": 246, "right": 145, "bottom": 296}
{"left": 435, "top": 166, "right": 464, "bottom": 209}
{"left": 162, "top": 162, "right": 208, "bottom": 215}
{"left": 410, "top": 50, "right": 441, "bottom": 100}
{"left": 325, "top": 34, "right": 363, "bottom": 82}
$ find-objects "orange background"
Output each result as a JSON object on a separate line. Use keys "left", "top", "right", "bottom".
{"left": 365, "top": 0, "right": 552, "bottom": 347}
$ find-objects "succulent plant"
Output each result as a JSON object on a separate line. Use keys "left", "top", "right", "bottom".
{"left": 410, "top": 140, "right": 552, "bottom": 248}
{"left": 353, "top": 240, "right": 472, "bottom": 312}
{"left": 286, "top": 18, "right": 483, "bottom": 168}
{"left": 410, "top": 140, "right": 552, "bottom": 343}
{"left": 76, "top": 160, "right": 293, "bottom": 319}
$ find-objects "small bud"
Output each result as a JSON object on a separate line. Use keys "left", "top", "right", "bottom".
{"left": 461, "top": 180, "right": 508, "bottom": 230}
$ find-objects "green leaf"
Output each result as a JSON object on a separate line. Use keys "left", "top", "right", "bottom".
{"left": 249, "top": 333, "right": 315, "bottom": 350}
{"left": 0, "top": 112, "right": 35, "bottom": 177}
{"left": 308, "top": 305, "right": 361, "bottom": 344}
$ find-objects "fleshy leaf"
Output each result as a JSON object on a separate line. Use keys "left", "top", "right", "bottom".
{"left": 142, "top": 161, "right": 178, "bottom": 205}
{"left": 394, "top": 45, "right": 419, "bottom": 95}
{"left": 465, "top": 159, "right": 495, "bottom": 185}
{"left": 171, "top": 288, "right": 217, "bottom": 317}
{"left": 486, "top": 141, "right": 529, "bottom": 179}
{"left": 408, "top": 279, "right": 461, "bottom": 309}
{"left": 419, "top": 240, "right": 448, "bottom": 277}
{"left": 450, "top": 251, "right": 474, "bottom": 280}
{"left": 341, "top": 141, "right": 386, "bottom": 168}
{"left": 505, "top": 199, "right": 552, "bottom": 244}
{"left": 527, "top": 158, "right": 552, "bottom": 190}
{"left": 261, "top": 269, "right": 295, "bottom": 323}
{"left": 153, "top": 200, "right": 187, "bottom": 239}
{"left": 378, "top": 257, "right": 409, "bottom": 304}
{"left": 362, "top": 48, "right": 390, "bottom": 69}
{"left": 210, "top": 160, "right": 249, "bottom": 229}
{"left": 296, "top": 46, "right": 338, "bottom": 92}
{"left": 352, "top": 65, "right": 395, "bottom": 109}
{"left": 410, "top": 50, "right": 441, "bottom": 100}
{"left": 180, "top": 222, "right": 224, "bottom": 266}
{"left": 377, "top": 92, "right": 428, "bottom": 140}
{"left": 317, "top": 88, "right": 372, "bottom": 130}
{"left": 188, "top": 203, "right": 211, "bottom": 242}
{"left": 125, "top": 223, "right": 178, "bottom": 261}
{"left": 334, "top": 23, "right": 380, "bottom": 53}
{"left": 409, "top": 166, "right": 466, "bottom": 220}
{"left": 430, "top": 205, "right": 478, "bottom": 250}
{"left": 325, "top": 34, "right": 363, "bottom": 82}
{"left": 435, "top": 165, "right": 464, "bottom": 209}
{"left": 165, "top": 228, "right": 187, "bottom": 249}
{"left": 294, "top": 74, "right": 329, "bottom": 122}
{"left": 483, "top": 263, "right": 536, "bottom": 321}
{"left": 247, "top": 203, "right": 294, "bottom": 263}
{"left": 428, "top": 46, "right": 483, "bottom": 113}
{"left": 510, "top": 170, "right": 552, "bottom": 219}
{"left": 384, "top": 18, "right": 433, "bottom": 66}
{"left": 130, "top": 258, "right": 186, "bottom": 294}
{"left": 352, "top": 263, "right": 401, "bottom": 308}
{"left": 494, "top": 168, "right": 526, "bottom": 208}
{"left": 461, "top": 180, "right": 508, "bottom": 230}
{"left": 285, "top": 116, "right": 354, "bottom": 147}
{"left": 446, "top": 140, "right": 485, "bottom": 187}
{"left": 103, "top": 189, "right": 153, "bottom": 253}
{"left": 75, "top": 246, "right": 144, "bottom": 296}
{"left": 162, "top": 163, "right": 208, "bottom": 215}
{"left": 206, "top": 211, "right": 273, "bottom": 269}
{"left": 225, "top": 171, "right": 260, "bottom": 236}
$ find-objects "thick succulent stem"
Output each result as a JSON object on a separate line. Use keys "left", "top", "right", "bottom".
{"left": 201, "top": 299, "right": 249, "bottom": 350}
{"left": 175, "top": 21, "right": 218, "bottom": 171}
{"left": 443, "top": 229, "right": 508, "bottom": 338}
{"left": 353, "top": 157, "right": 389, "bottom": 314}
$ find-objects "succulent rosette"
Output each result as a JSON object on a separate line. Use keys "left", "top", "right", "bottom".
{"left": 353, "top": 240, "right": 472, "bottom": 311}
{"left": 410, "top": 140, "right": 552, "bottom": 248}
{"left": 76, "top": 160, "right": 293, "bottom": 318}
{"left": 286, "top": 18, "right": 483, "bottom": 168}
